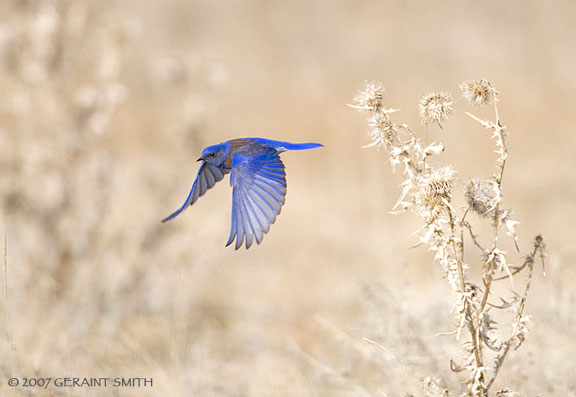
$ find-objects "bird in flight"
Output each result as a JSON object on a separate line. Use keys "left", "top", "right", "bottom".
{"left": 162, "top": 137, "right": 323, "bottom": 249}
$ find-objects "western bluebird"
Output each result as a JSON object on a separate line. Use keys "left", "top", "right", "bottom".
{"left": 162, "top": 137, "right": 323, "bottom": 249}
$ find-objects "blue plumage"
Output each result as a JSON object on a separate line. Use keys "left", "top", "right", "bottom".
{"left": 162, "top": 138, "right": 323, "bottom": 249}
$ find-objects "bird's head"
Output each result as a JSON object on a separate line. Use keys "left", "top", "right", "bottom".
{"left": 198, "top": 143, "right": 227, "bottom": 166}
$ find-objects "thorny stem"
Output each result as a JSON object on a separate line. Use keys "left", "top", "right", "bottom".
{"left": 447, "top": 210, "right": 466, "bottom": 295}
{"left": 448, "top": 208, "right": 484, "bottom": 379}
{"left": 462, "top": 220, "right": 486, "bottom": 252}
{"left": 495, "top": 136, "right": 507, "bottom": 187}
{"left": 493, "top": 263, "right": 528, "bottom": 281}
{"left": 481, "top": 105, "right": 505, "bottom": 267}
{"left": 492, "top": 102, "right": 506, "bottom": 237}
{"left": 423, "top": 125, "right": 429, "bottom": 168}
{"left": 478, "top": 274, "right": 492, "bottom": 315}
{"left": 487, "top": 237, "right": 544, "bottom": 389}
{"left": 459, "top": 208, "right": 469, "bottom": 259}
{"left": 404, "top": 156, "right": 421, "bottom": 175}
{"left": 468, "top": 101, "right": 506, "bottom": 394}
{"left": 492, "top": 237, "right": 544, "bottom": 281}
{"left": 474, "top": 100, "right": 539, "bottom": 394}
{"left": 459, "top": 208, "right": 473, "bottom": 253}
{"left": 447, "top": 99, "right": 511, "bottom": 395}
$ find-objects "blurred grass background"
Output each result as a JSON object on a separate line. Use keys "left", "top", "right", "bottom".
{"left": 0, "top": 0, "right": 575, "bottom": 395}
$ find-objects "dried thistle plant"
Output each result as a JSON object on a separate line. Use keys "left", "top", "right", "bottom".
{"left": 352, "top": 79, "right": 546, "bottom": 396}
{"left": 463, "top": 179, "right": 500, "bottom": 218}
{"left": 419, "top": 92, "right": 454, "bottom": 128}
{"left": 460, "top": 79, "right": 497, "bottom": 106}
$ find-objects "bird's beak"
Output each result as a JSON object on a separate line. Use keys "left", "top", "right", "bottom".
{"left": 197, "top": 157, "right": 203, "bottom": 162}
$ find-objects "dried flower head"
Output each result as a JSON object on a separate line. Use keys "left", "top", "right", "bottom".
{"left": 460, "top": 79, "right": 497, "bottom": 106}
{"left": 463, "top": 179, "right": 500, "bottom": 217}
{"left": 365, "top": 111, "right": 396, "bottom": 148}
{"left": 419, "top": 92, "right": 453, "bottom": 128}
{"left": 414, "top": 165, "right": 456, "bottom": 220}
{"left": 352, "top": 80, "right": 384, "bottom": 111}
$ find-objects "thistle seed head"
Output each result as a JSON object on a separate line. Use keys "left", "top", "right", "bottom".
{"left": 352, "top": 80, "right": 384, "bottom": 111}
{"left": 415, "top": 165, "right": 456, "bottom": 220}
{"left": 366, "top": 111, "right": 396, "bottom": 147}
{"left": 460, "top": 79, "right": 497, "bottom": 106}
{"left": 463, "top": 179, "right": 500, "bottom": 217}
{"left": 418, "top": 92, "right": 453, "bottom": 128}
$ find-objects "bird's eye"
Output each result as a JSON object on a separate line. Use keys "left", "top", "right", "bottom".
{"left": 210, "top": 153, "right": 216, "bottom": 157}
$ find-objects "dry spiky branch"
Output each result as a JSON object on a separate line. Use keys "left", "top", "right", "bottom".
{"left": 352, "top": 79, "right": 545, "bottom": 396}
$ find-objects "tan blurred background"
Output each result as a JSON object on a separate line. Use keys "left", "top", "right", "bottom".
{"left": 0, "top": 0, "right": 575, "bottom": 395}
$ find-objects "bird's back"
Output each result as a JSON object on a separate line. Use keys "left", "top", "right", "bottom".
{"left": 228, "top": 137, "right": 322, "bottom": 152}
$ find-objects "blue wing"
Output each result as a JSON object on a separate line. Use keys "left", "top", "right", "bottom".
{"left": 226, "top": 146, "right": 286, "bottom": 249}
{"left": 162, "top": 162, "right": 229, "bottom": 222}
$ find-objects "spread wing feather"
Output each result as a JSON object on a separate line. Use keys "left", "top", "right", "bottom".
{"left": 162, "top": 163, "right": 229, "bottom": 223}
{"left": 227, "top": 146, "right": 286, "bottom": 249}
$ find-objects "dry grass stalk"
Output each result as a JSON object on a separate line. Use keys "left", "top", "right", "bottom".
{"left": 352, "top": 79, "right": 546, "bottom": 396}
{"left": 0, "top": 3, "right": 222, "bottom": 393}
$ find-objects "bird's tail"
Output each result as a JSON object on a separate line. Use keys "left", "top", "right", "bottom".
{"left": 281, "top": 142, "right": 323, "bottom": 151}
